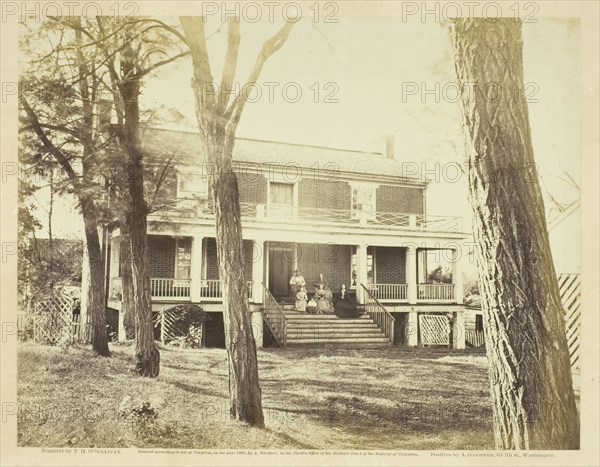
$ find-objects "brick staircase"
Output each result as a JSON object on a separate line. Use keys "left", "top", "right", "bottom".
{"left": 267, "top": 304, "right": 391, "bottom": 348}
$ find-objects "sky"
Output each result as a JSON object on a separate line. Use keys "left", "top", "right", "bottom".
{"left": 31, "top": 16, "right": 581, "bottom": 270}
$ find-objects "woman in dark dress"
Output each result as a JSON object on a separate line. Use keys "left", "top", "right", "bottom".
{"left": 334, "top": 284, "right": 360, "bottom": 319}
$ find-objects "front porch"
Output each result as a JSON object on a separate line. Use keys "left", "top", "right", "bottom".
{"left": 107, "top": 236, "right": 464, "bottom": 306}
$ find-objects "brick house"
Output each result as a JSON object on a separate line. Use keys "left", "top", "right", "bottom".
{"left": 105, "top": 128, "right": 469, "bottom": 348}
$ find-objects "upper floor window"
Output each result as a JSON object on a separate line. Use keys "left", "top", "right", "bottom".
{"left": 177, "top": 172, "right": 208, "bottom": 199}
{"left": 269, "top": 181, "right": 296, "bottom": 217}
{"left": 351, "top": 184, "right": 376, "bottom": 220}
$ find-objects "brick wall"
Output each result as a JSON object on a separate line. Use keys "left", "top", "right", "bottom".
{"left": 203, "top": 238, "right": 254, "bottom": 281}
{"left": 298, "top": 179, "right": 351, "bottom": 210}
{"left": 238, "top": 173, "right": 268, "bottom": 204}
{"left": 296, "top": 242, "right": 352, "bottom": 292}
{"left": 377, "top": 185, "right": 423, "bottom": 214}
{"left": 148, "top": 236, "right": 176, "bottom": 278}
{"left": 374, "top": 247, "right": 406, "bottom": 283}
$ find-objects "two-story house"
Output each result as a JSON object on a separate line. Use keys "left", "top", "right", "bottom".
{"left": 104, "top": 128, "right": 469, "bottom": 349}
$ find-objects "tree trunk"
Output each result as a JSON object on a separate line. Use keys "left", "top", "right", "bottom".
{"left": 450, "top": 19, "right": 579, "bottom": 449}
{"left": 121, "top": 54, "right": 160, "bottom": 377}
{"left": 211, "top": 137, "right": 264, "bottom": 427}
{"left": 127, "top": 209, "right": 159, "bottom": 377}
{"left": 119, "top": 225, "right": 136, "bottom": 340}
{"left": 81, "top": 198, "right": 110, "bottom": 356}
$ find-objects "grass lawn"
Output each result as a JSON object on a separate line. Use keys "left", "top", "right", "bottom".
{"left": 17, "top": 342, "right": 495, "bottom": 450}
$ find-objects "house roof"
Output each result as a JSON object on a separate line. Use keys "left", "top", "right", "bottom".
{"left": 141, "top": 127, "right": 426, "bottom": 185}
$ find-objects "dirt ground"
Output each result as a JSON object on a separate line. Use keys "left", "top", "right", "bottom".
{"left": 17, "top": 342, "right": 495, "bottom": 449}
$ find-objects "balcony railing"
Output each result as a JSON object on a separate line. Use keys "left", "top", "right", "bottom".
{"left": 151, "top": 278, "right": 191, "bottom": 300}
{"left": 199, "top": 279, "right": 254, "bottom": 301}
{"left": 160, "top": 201, "right": 462, "bottom": 233}
{"left": 417, "top": 283, "right": 455, "bottom": 302}
{"left": 367, "top": 283, "right": 408, "bottom": 302}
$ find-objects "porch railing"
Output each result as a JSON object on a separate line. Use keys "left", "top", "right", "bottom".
{"left": 417, "top": 283, "right": 455, "bottom": 302}
{"left": 198, "top": 279, "right": 254, "bottom": 301}
{"left": 361, "top": 284, "right": 395, "bottom": 344}
{"left": 172, "top": 202, "right": 462, "bottom": 233}
{"left": 367, "top": 283, "right": 408, "bottom": 302}
{"left": 262, "top": 283, "right": 287, "bottom": 346}
{"left": 151, "top": 278, "right": 191, "bottom": 300}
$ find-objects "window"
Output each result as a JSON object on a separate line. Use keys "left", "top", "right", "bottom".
{"left": 351, "top": 187, "right": 376, "bottom": 220}
{"left": 175, "top": 238, "right": 191, "bottom": 280}
{"left": 351, "top": 247, "right": 374, "bottom": 288}
{"left": 269, "top": 182, "right": 295, "bottom": 217}
{"left": 177, "top": 172, "right": 208, "bottom": 198}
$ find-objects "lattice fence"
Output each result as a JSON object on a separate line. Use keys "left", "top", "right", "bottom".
{"left": 558, "top": 273, "right": 581, "bottom": 370}
{"left": 27, "top": 294, "right": 90, "bottom": 344}
{"left": 419, "top": 314, "right": 450, "bottom": 346}
{"left": 153, "top": 307, "right": 204, "bottom": 345}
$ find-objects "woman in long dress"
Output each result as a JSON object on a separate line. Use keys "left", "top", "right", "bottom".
{"left": 295, "top": 287, "right": 308, "bottom": 312}
{"left": 315, "top": 284, "right": 334, "bottom": 314}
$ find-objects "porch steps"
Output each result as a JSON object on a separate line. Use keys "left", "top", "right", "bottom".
{"left": 278, "top": 310, "right": 391, "bottom": 348}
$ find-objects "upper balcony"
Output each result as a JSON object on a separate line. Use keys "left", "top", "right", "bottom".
{"left": 157, "top": 200, "right": 463, "bottom": 234}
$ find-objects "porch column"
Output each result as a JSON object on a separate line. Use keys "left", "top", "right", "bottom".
{"left": 356, "top": 243, "right": 368, "bottom": 304}
{"left": 406, "top": 245, "right": 417, "bottom": 304}
{"left": 190, "top": 236, "right": 203, "bottom": 302}
{"left": 251, "top": 310, "right": 264, "bottom": 348}
{"left": 407, "top": 310, "right": 418, "bottom": 346}
{"left": 452, "top": 311, "right": 465, "bottom": 349}
{"left": 251, "top": 240, "right": 265, "bottom": 304}
{"left": 451, "top": 248, "right": 463, "bottom": 304}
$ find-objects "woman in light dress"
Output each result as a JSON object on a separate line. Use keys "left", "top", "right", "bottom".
{"left": 295, "top": 286, "right": 308, "bottom": 312}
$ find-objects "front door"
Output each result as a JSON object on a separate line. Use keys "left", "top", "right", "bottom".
{"left": 268, "top": 247, "right": 294, "bottom": 298}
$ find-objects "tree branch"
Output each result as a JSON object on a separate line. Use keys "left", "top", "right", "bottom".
{"left": 180, "top": 17, "right": 217, "bottom": 109}
{"left": 20, "top": 94, "right": 78, "bottom": 183}
{"left": 226, "top": 18, "right": 298, "bottom": 129}
{"left": 217, "top": 17, "right": 241, "bottom": 111}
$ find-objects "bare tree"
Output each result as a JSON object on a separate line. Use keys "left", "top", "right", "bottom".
{"left": 450, "top": 18, "right": 579, "bottom": 449}
{"left": 180, "top": 16, "right": 297, "bottom": 427}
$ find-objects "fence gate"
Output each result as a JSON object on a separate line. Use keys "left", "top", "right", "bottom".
{"left": 558, "top": 273, "right": 581, "bottom": 370}
{"left": 419, "top": 314, "right": 450, "bottom": 346}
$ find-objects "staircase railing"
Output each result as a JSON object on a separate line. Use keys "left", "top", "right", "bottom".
{"left": 262, "top": 283, "right": 287, "bottom": 347}
{"left": 361, "top": 284, "right": 395, "bottom": 343}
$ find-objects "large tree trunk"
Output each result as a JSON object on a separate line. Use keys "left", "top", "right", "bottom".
{"left": 119, "top": 225, "right": 136, "bottom": 340}
{"left": 81, "top": 198, "right": 110, "bottom": 356}
{"left": 127, "top": 209, "right": 159, "bottom": 377}
{"left": 450, "top": 19, "right": 579, "bottom": 449}
{"left": 210, "top": 135, "right": 264, "bottom": 427}
{"left": 121, "top": 54, "right": 160, "bottom": 377}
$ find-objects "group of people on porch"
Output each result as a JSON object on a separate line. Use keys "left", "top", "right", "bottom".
{"left": 289, "top": 270, "right": 359, "bottom": 318}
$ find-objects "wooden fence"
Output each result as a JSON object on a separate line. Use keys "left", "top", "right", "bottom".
{"left": 19, "top": 294, "right": 90, "bottom": 345}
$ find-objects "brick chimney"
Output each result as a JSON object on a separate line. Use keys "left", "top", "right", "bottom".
{"left": 385, "top": 134, "right": 395, "bottom": 160}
